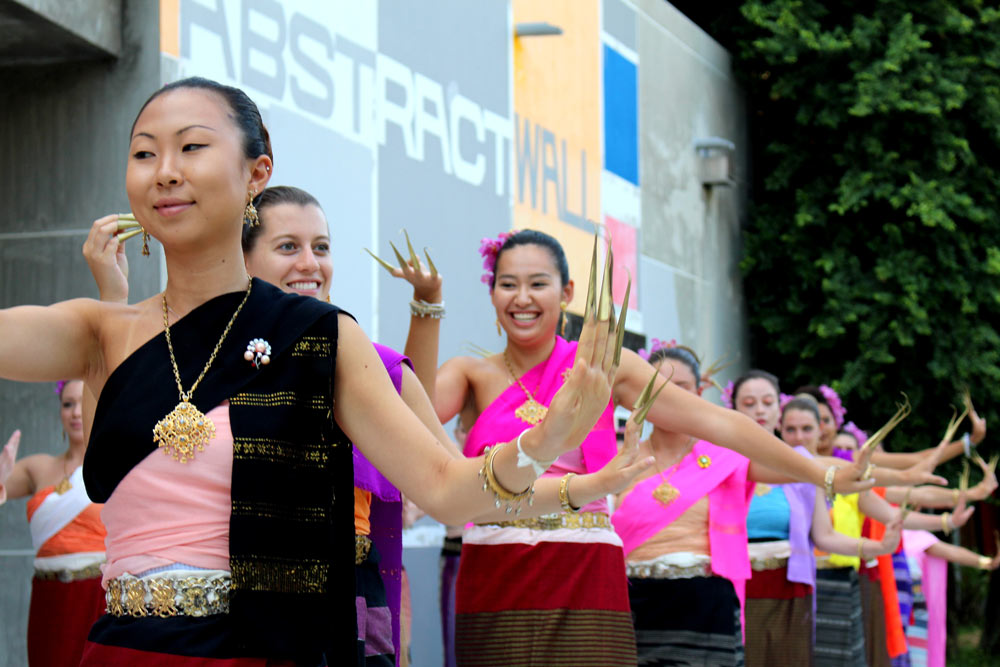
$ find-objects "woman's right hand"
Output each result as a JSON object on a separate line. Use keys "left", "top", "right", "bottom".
{"left": 82, "top": 214, "right": 131, "bottom": 304}
{"left": 876, "top": 513, "right": 903, "bottom": 555}
{"left": 972, "top": 456, "right": 999, "bottom": 500}
{"left": 0, "top": 430, "right": 20, "bottom": 504}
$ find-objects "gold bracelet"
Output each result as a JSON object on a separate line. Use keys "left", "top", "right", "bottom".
{"left": 479, "top": 444, "right": 534, "bottom": 515}
{"left": 953, "top": 488, "right": 960, "bottom": 504}
{"left": 824, "top": 465, "right": 837, "bottom": 505}
{"left": 941, "top": 512, "right": 952, "bottom": 535}
{"left": 559, "top": 473, "right": 581, "bottom": 513}
{"left": 862, "top": 463, "right": 875, "bottom": 481}
{"left": 979, "top": 556, "right": 992, "bottom": 570}
{"left": 857, "top": 539, "right": 865, "bottom": 562}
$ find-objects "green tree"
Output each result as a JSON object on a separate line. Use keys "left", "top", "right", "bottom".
{"left": 718, "top": 0, "right": 1000, "bottom": 653}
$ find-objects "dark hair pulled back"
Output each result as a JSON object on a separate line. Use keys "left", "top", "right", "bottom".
{"left": 732, "top": 370, "right": 780, "bottom": 407}
{"left": 241, "top": 186, "right": 323, "bottom": 253}
{"left": 492, "top": 230, "right": 570, "bottom": 288}
{"left": 132, "top": 77, "right": 273, "bottom": 177}
{"left": 782, "top": 397, "right": 820, "bottom": 423}
{"left": 648, "top": 346, "right": 700, "bottom": 381}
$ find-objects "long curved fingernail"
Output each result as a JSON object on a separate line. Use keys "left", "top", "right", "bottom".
{"left": 117, "top": 228, "right": 143, "bottom": 242}
{"left": 597, "top": 242, "right": 613, "bottom": 322}
{"left": 403, "top": 229, "right": 422, "bottom": 271}
{"left": 364, "top": 248, "right": 397, "bottom": 274}
{"left": 613, "top": 272, "right": 631, "bottom": 367}
{"left": 423, "top": 248, "right": 438, "bottom": 279}
{"left": 584, "top": 234, "right": 598, "bottom": 322}
{"left": 389, "top": 242, "right": 408, "bottom": 271}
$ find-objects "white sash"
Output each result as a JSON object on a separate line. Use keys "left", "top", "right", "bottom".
{"left": 29, "top": 466, "right": 93, "bottom": 551}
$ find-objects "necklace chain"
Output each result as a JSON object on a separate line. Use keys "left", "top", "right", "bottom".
{"left": 502, "top": 349, "right": 542, "bottom": 403}
{"left": 162, "top": 278, "right": 253, "bottom": 401}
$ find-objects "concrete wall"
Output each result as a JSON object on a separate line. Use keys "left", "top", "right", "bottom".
{"left": 632, "top": 0, "right": 751, "bottom": 389}
{"left": 0, "top": 1, "right": 161, "bottom": 663}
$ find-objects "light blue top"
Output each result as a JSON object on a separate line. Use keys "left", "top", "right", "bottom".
{"left": 746, "top": 485, "right": 791, "bottom": 540}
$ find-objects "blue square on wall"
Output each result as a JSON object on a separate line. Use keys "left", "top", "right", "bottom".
{"left": 603, "top": 45, "right": 639, "bottom": 186}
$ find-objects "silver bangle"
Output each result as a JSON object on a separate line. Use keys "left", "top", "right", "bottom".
{"left": 963, "top": 432, "right": 971, "bottom": 457}
{"left": 410, "top": 299, "right": 445, "bottom": 319}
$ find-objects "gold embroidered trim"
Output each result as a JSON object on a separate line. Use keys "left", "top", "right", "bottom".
{"left": 355, "top": 534, "right": 372, "bottom": 565}
{"left": 106, "top": 574, "right": 230, "bottom": 617}
{"left": 480, "top": 511, "right": 611, "bottom": 531}
{"left": 230, "top": 556, "right": 328, "bottom": 594}
{"left": 292, "top": 336, "right": 332, "bottom": 357}
{"left": 34, "top": 563, "right": 103, "bottom": 582}
{"left": 232, "top": 500, "right": 328, "bottom": 523}
{"left": 232, "top": 437, "right": 329, "bottom": 466}
{"left": 229, "top": 391, "right": 328, "bottom": 410}
{"left": 751, "top": 555, "right": 790, "bottom": 572}
{"left": 626, "top": 560, "right": 712, "bottom": 580}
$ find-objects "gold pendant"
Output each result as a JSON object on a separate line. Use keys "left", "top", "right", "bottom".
{"left": 514, "top": 398, "right": 548, "bottom": 425}
{"left": 54, "top": 477, "right": 72, "bottom": 495}
{"left": 153, "top": 399, "right": 216, "bottom": 463}
{"left": 755, "top": 483, "right": 772, "bottom": 496}
{"left": 652, "top": 481, "right": 680, "bottom": 506}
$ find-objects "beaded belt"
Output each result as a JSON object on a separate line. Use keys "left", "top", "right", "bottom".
{"left": 356, "top": 534, "right": 372, "bottom": 565}
{"left": 483, "top": 511, "right": 611, "bottom": 532}
{"left": 750, "top": 555, "right": 789, "bottom": 572}
{"left": 34, "top": 562, "right": 103, "bottom": 583}
{"left": 106, "top": 572, "right": 230, "bottom": 618}
{"left": 626, "top": 560, "right": 712, "bottom": 580}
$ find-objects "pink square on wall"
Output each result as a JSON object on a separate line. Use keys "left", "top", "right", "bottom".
{"left": 604, "top": 215, "right": 637, "bottom": 310}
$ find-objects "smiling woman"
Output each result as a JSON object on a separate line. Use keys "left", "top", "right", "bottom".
{"left": 0, "top": 77, "right": 629, "bottom": 665}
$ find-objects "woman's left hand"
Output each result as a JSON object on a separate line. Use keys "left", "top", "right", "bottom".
{"left": 595, "top": 415, "right": 655, "bottom": 496}
{"left": 949, "top": 494, "right": 976, "bottom": 530}
{"left": 366, "top": 231, "right": 443, "bottom": 303}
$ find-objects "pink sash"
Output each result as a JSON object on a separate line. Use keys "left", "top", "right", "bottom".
{"left": 613, "top": 441, "right": 753, "bottom": 628}
{"left": 464, "top": 336, "right": 618, "bottom": 479}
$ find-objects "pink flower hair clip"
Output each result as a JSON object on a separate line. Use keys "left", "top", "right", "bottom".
{"left": 637, "top": 338, "right": 677, "bottom": 361}
{"left": 54, "top": 380, "right": 67, "bottom": 396}
{"left": 819, "top": 384, "right": 846, "bottom": 429}
{"left": 720, "top": 380, "right": 734, "bottom": 409}
{"left": 843, "top": 421, "right": 868, "bottom": 447}
{"left": 478, "top": 230, "right": 515, "bottom": 288}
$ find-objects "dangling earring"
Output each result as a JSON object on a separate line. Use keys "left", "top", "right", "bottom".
{"left": 325, "top": 295, "right": 331, "bottom": 303}
{"left": 496, "top": 319, "right": 502, "bottom": 336}
{"left": 560, "top": 301, "right": 568, "bottom": 338}
{"left": 62, "top": 430, "right": 67, "bottom": 442}
{"left": 244, "top": 191, "right": 260, "bottom": 227}
{"left": 141, "top": 229, "right": 150, "bottom": 257}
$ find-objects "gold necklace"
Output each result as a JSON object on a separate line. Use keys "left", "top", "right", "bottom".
{"left": 502, "top": 349, "right": 548, "bottom": 425}
{"left": 53, "top": 456, "right": 73, "bottom": 494}
{"left": 153, "top": 279, "right": 252, "bottom": 463}
{"left": 651, "top": 438, "right": 696, "bottom": 507}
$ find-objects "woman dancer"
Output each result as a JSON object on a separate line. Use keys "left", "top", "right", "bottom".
{"left": 903, "top": 528, "right": 1000, "bottom": 666}
{"left": 734, "top": 385, "right": 901, "bottom": 666}
{"left": 0, "top": 77, "right": 641, "bottom": 665}
{"left": 429, "top": 231, "right": 877, "bottom": 666}
{"left": 0, "top": 380, "right": 107, "bottom": 666}
{"left": 612, "top": 344, "right": 754, "bottom": 666}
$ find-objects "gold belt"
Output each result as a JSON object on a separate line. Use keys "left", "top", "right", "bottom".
{"left": 626, "top": 560, "right": 712, "bottom": 580}
{"left": 106, "top": 573, "right": 230, "bottom": 618}
{"left": 750, "top": 555, "right": 790, "bottom": 572}
{"left": 356, "top": 534, "right": 372, "bottom": 565}
{"left": 482, "top": 511, "right": 611, "bottom": 531}
{"left": 34, "top": 562, "right": 103, "bottom": 582}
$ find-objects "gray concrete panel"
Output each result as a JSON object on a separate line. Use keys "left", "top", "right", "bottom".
{"left": 602, "top": 0, "right": 636, "bottom": 50}
{"left": 0, "top": 1, "right": 160, "bottom": 662}
{"left": 0, "top": 0, "right": 121, "bottom": 63}
{"left": 376, "top": 0, "right": 512, "bottom": 360}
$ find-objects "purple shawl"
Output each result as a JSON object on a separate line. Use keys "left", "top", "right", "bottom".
{"left": 782, "top": 446, "right": 818, "bottom": 589}
{"left": 357, "top": 343, "right": 409, "bottom": 666}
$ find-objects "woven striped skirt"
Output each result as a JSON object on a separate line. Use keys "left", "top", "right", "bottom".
{"left": 743, "top": 565, "right": 813, "bottom": 667}
{"left": 454, "top": 515, "right": 636, "bottom": 666}
{"left": 814, "top": 567, "right": 865, "bottom": 667}
{"left": 628, "top": 575, "right": 744, "bottom": 667}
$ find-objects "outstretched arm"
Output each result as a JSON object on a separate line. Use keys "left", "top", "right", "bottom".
{"left": 614, "top": 349, "right": 874, "bottom": 494}
{"left": 335, "top": 305, "right": 620, "bottom": 525}
{"left": 926, "top": 540, "right": 1000, "bottom": 570}
{"left": 810, "top": 492, "right": 901, "bottom": 557}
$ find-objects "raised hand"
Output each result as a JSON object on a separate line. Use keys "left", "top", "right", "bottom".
{"left": 83, "top": 214, "right": 137, "bottom": 304}
{"left": 365, "top": 229, "right": 443, "bottom": 302}
{"left": 972, "top": 453, "right": 998, "bottom": 499}
{"left": 594, "top": 371, "right": 663, "bottom": 496}
{"left": 524, "top": 235, "right": 629, "bottom": 463}
{"left": 878, "top": 513, "right": 903, "bottom": 555}
{"left": 0, "top": 430, "right": 21, "bottom": 504}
